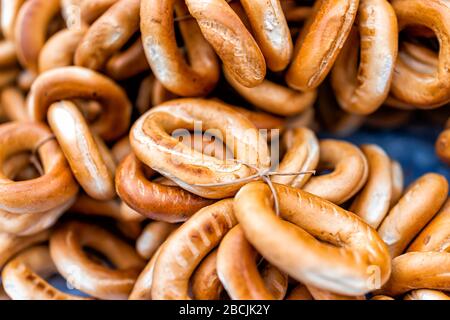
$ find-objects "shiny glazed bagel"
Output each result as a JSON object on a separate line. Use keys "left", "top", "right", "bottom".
{"left": 75, "top": 0, "right": 140, "bottom": 70}
{"left": 271, "top": 128, "right": 319, "bottom": 189}
{"left": 223, "top": 67, "right": 317, "bottom": 117}
{"left": 331, "top": 0, "right": 398, "bottom": 115}
{"left": 49, "top": 221, "right": 145, "bottom": 300}
{"left": 2, "top": 246, "right": 90, "bottom": 300}
{"left": 39, "top": 28, "right": 87, "bottom": 73}
{"left": 217, "top": 225, "right": 288, "bottom": 300}
{"left": 130, "top": 98, "right": 271, "bottom": 199}
{"left": 48, "top": 101, "right": 116, "bottom": 200}
{"left": 27, "top": 66, "right": 132, "bottom": 141}
{"left": 184, "top": 0, "right": 266, "bottom": 87}
{"left": 105, "top": 39, "right": 150, "bottom": 80}
{"left": 191, "top": 249, "right": 223, "bottom": 300}
{"left": 436, "top": 128, "right": 450, "bottom": 165}
{"left": 302, "top": 139, "right": 369, "bottom": 204}
{"left": 136, "top": 221, "right": 178, "bottom": 259}
{"left": 14, "top": 0, "right": 61, "bottom": 72}
{"left": 379, "top": 251, "right": 450, "bottom": 296}
{"left": 286, "top": 0, "right": 359, "bottom": 91}
{"left": 140, "top": 0, "right": 220, "bottom": 96}
{"left": 115, "top": 153, "right": 214, "bottom": 222}
{"left": 0, "top": 122, "right": 78, "bottom": 214}
{"left": 350, "top": 144, "right": 393, "bottom": 229}
{"left": 151, "top": 199, "right": 237, "bottom": 299}
{"left": 390, "top": 0, "right": 450, "bottom": 107}
{"left": 408, "top": 198, "right": 450, "bottom": 253}
{"left": 234, "top": 182, "right": 391, "bottom": 296}
{"left": 378, "top": 173, "right": 448, "bottom": 257}
{"left": 404, "top": 289, "right": 450, "bottom": 300}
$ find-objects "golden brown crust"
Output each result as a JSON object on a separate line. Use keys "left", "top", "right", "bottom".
{"left": 27, "top": 66, "right": 132, "bottom": 141}
{"left": 105, "top": 39, "right": 149, "bottom": 80}
{"left": 140, "top": 0, "right": 219, "bottom": 96}
{"left": 234, "top": 182, "right": 391, "bottom": 296}
{"left": 0, "top": 230, "right": 49, "bottom": 268}
{"left": 390, "top": 0, "right": 450, "bottom": 107}
{"left": 185, "top": 0, "right": 266, "bottom": 87}
{"left": 130, "top": 98, "right": 270, "bottom": 199}
{"left": 191, "top": 249, "right": 223, "bottom": 300}
{"left": 116, "top": 153, "right": 214, "bottom": 222}
{"left": 408, "top": 198, "right": 450, "bottom": 253}
{"left": 303, "top": 139, "right": 369, "bottom": 204}
{"left": 39, "top": 28, "right": 86, "bottom": 73}
{"left": 217, "top": 225, "right": 287, "bottom": 300}
{"left": 350, "top": 144, "right": 393, "bottom": 229}
{"left": 224, "top": 67, "right": 317, "bottom": 117}
{"left": 48, "top": 101, "right": 116, "bottom": 200}
{"left": 50, "top": 221, "right": 145, "bottom": 300}
{"left": 136, "top": 221, "right": 177, "bottom": 259}
{"left": 286, "top": 0, "right": 359, "bottom": 90}
{"left": 331, "top": 0, "right": 398, "bottom": 115}
{"left": 378, "top": 173, "right": 448, "bottom": 257}
{"left": 379, "top": 251, "right": 450, "bottom": 296}
{"left": 0, "top": 122, "right": 78, "bottom": 214}
{"left": 14, "top": 0, "right": 61, "bottom": 72}
{"left": 75, "top": 0, "right": 140, "bottom": 70}
{"left": 151, "top": 199, "right": 237, "bottom": 299}
{"left": 2, "top": 246, "right": 90, "bottom": 300}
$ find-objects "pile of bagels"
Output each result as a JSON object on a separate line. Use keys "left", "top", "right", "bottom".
{"left": 0, "top": 0, "right": 449, "bottom": 300}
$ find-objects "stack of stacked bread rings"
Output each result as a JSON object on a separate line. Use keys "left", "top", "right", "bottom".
{"left": 0, "top": 0, "right": 448, "bottom": 300}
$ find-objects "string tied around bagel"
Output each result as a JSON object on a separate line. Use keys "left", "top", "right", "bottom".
{"left": 29, "top": 135, "right": 57, "bottom": 176}
{"left": 191, "top": 159, "right": 316, "bottom": 216}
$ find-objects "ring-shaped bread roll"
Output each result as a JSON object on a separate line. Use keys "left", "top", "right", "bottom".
{"left": 27, "top": 66, "right": 132, "bottom": 141}
{"left": 379, "top": 251, "right": 450, "bottom": 296}
{"left": 74, "top": 0, "right": 140, "bottom": 70}
{"left": 238, "top": 0, "right": 293, "bottom": 71}
{"left": 408, "top": 198, "right": 450, "bottom": 253}
{"left": 404, "top": 289, "right": 450, "bottom": 300}
{"left": 1, "top": 0, "right": 25, "bottom": 41}
{"left": 151, "top": 199, "right": 237, "bottom": 299}
{"left": 234, "top": 182, "right": 391, "bottom": 296}
{"left": 49, "top": 221, "right": 145, "bottom": 300}
{"left": 0, "top": 122, "right": 78, "bottom": 214}
{"left": 0, "top": 87, "right": 28, "bottom": 122}
{"left": 38, "top": 28, "right": 86, "bottom": 73}
{"left": 140, "top": 0, "right": 220, "bottom": 96}
{"left": 14, "top": 0, "right": 61, "bottom": 72}
{"left": 302, "top": 139, "right": 369, "bottom": 204}
{"left": 378, "top": 173, "right": 448, "bottom": 257}
{"left": 331, "top": 0, "right": 398, "bottom": 115}
{"left": 0, "top": 198, "right": 74, "bottom": 236}
{"left": 136, "top": 221, "right": 178, "bottom": 259}
{"left": 217, "top": 225, "right": 288, "bottom": 300}
{"left": 0, "top": 230, "right": 49, "bottom": 268}
{"left": 48, "top": 101, "right": 116, "bottom": 200}
{"left": 116, "top": 153, "right": 214, "bottom": 222}
{"left": 130, "top": 98, "right": 271, "bottom": 199}
{"left": 191, "top": 249, "right": 223, "bottom": 300}
{"left": 223, "top": 67, "right": 317, "bottom": 116}
{"left": 390, "top": 0, "right": 450, "bottom": 107}
{"left": 350, "top": 145, "right": 393, "bottom": 229}
{"left": 2, "top": 246, "right": 90, "bottom": 300}
{"left": 184, "top": 0, "right": 266, "bottom": 87}
{"left": 286, "top": 0, "right": 359, "bottom": 91}
{"left": 105, "top": 39, "right": 149, "bottom": 80}
{"left": 271, "top": 128, "right": 319, "bottom": 188}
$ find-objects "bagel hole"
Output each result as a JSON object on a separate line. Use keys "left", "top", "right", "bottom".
{"left": 4, "top": 152, "right": 42, "bottom": 181}
{"left": 82, "top": 246, "right": 117, "bottom": 270}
